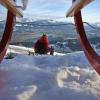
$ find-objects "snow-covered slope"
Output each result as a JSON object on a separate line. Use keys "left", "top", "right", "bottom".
{"left": 0, "top": 45, "right": 100, "bottom": 100}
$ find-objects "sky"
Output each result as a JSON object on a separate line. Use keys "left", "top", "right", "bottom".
{"left": 0, "top": 0, "right": 100, "bottom": 23}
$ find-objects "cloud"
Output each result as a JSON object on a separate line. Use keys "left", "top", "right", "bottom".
{"left": 0, "top": 0, "right": 100, "bottom": 23}
{"left": 23, "top": 0, "right": 72, "bottom": 19}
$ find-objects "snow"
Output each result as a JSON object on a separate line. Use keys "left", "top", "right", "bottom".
{"left": 0, "top": 45, "right": 100, "bottom": 100}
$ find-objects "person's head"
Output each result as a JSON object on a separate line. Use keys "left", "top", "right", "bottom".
{"left": 40, "top": 32, "right": 46, "bottom": 37}
{"left": 39, "top": 33, "right": 48, "bottom": 41}
{"left": 41, "top": 33, "right": 48, "bottom": 39}
{"left": 42, "top": 33, "right": 47, "bottom": 37}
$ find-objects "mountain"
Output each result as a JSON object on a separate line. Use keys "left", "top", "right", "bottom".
{"left": 1, "top": 19, "right": 100, "bottom": 53}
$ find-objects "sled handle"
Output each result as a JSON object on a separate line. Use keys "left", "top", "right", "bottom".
{"left": 0, "top": 0, "right": 23, "bottom": 17}
{"left": 0, "top": 0, "right": 17, "bottom": 62}
{"left": 66, "top": 0, "right": 94, "bottom": 17}
{"left": 66, "top": 0, "right": 100, "bottom": 74}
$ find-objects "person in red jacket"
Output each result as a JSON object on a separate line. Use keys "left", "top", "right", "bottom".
{"left": 34, "top": 34, "right": 49, "bottom": 54}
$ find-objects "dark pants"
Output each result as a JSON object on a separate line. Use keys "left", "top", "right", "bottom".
{"left": 34, "top": 42, "right": 48, "bottom": 54}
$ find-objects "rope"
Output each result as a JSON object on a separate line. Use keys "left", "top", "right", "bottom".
{"left": 83, "top": 22, "right": 100, "bottom": 30}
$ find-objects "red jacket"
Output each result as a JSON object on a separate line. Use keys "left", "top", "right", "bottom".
{"left": 34, "top": 35, "right": 49, "bottom": 54}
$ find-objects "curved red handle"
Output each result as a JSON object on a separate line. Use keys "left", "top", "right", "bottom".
{"left": 74, "top": 10, "right": 100, "bottom": 75}
{"left": 0, "top": 10, "right": 16, "bottom": 62}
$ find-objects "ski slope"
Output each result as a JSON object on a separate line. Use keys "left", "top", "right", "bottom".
{"left": 0, "top": 45, "right": 100, "bottom": 100}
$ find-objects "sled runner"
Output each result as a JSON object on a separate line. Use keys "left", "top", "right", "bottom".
{"left": 66, "top": 0, "right": 100, "bottom": 74}
{"left": 0, "top": 0, "right": 23, "bottom": 62}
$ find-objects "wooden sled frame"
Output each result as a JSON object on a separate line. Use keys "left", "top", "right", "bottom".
{"left": 0, "top": 0, "right": 23, "bottom": 62}
{"left": 66, "top": 0, "right": 100, "bottom": 74}
{"left": 0, "top": 0, "right": 23, "bottom": 17}
{"left": 0, "top": 0, "right": 100, "bottom": 75}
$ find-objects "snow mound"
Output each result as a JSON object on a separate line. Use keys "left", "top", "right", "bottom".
{"left": 0, "top": 45, "right": 100, "bottom": 100}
